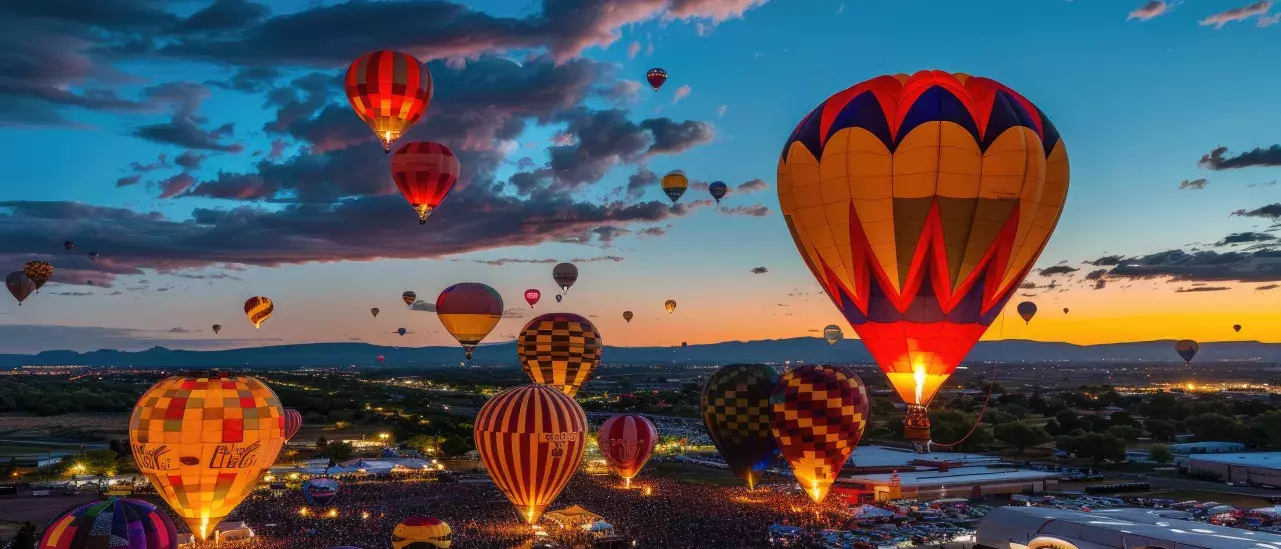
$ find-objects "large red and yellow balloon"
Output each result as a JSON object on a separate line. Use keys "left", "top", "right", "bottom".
{"left": 474, "top": 384, "right": 586, "bottom": 524}
{"left": 435, "top": 283, "right": 503, "bottom": 360}
{"left": 344, "top": 50, "right": 433, "bottom": 152}
{"left": 777, "top": 70, "right": 1068, "bottom": 442}
{"left": 597, "top": 414, "right": 657, "bottom": 487}
{"left": 769, "top": 365, "right": 870, "bottom": 504}
{"left": 243, "top": 296, "right": 274, "bottom": 329}
{"left": 129, "top": 372, "right": 286, "bottom": 539}
{"left": 392, "top": 516, "right": 452, "bottom": 548}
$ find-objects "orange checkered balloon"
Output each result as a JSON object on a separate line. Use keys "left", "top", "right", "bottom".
{"left": 129, "top": 372, "right": 286, "bottom": 539}
{"left": 769, "top": 365, "right": 870, "bottom": 504}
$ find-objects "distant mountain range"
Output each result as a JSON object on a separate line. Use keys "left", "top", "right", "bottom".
{"left": 1, "top": 337, "right": 1279, "bottom": 369}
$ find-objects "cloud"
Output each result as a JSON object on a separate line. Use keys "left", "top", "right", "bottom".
{"left": 1178, "top": 178, "right": 1208, "bottom": 190}
{"left": 157, "top": 0, "right": 769, "bottom": 66}
{"left": 1128, "top": 1, "right": 1171, "bottom": 20}
{"left": 736, "top": 178, "right": 768, "bottom": 193}
{"left": 1199, "top": 1, "right": 1273, "bottom": 28}
{"left": 1260, "top": 12, "right": 1281, "bottom": 26}
{"left": 166, "top": 326, "right": 190, "bottom": 333}
{"left": 1107, "top": 248, "right": 1281, "bottom": 282}
{"left": 409, "top": 300, "right": 436, "bottom": 312}
{"left": 671, "top": 85, "right": 691, "bottom": 105}
{"left": 1247, "top": 181, "right": 1278, "bottom": 188}
{"left": 1257, "top": 284, "right": 1280, "bottom": 290}
{"left": 1230, "top": 203, "right": 1281, "bottom": 219}
{"left": 133, "top": 116, "right": 244, "bottom": 152}
{"left": 115, "top": 174, "right": 143, "bottom": 188}
{"left": 502, "top": 308, "right": 525, "bottom": 319}
{"left": 474, "top": 255, "right": 624, "bottom": 266}
{"left": 1175, "top": 286, "right": 1231, "bottom": 292}
{"left": 626, "top": 166, "right": 660, "bottom": 200}
{"left": 1093, "top": 279, "right": 1107, "bottom": 290}
{"left": 53, "top": 291, "right": 94, "bottom": 297}
{"left": 1039, "top": 265, "right": 1079, "bottom": 276}
{"left": 1085, "top": 255, "right": 1124, "bottom": 266}
{"left": 208, "top": 66, "right": 282, "bottom": 93}
{"left": 638, "top": 226, "right": 666, "bottom": 237}
{"left": 129, "top": 154, "right": 170, "bottom": 172}
{"left": 157, "top": 173, "right": 197, "bottom": 199}
{"left": 174, "top": 150, "right": 207, "bottom": 169}
{"left": 0, "top": 324, "right": 268, "bottom": 353}
{"left": 627, "top": 41, "right": 641, "bottom": 59}
{"left": 719, "top": 204, "right": 770, "bottom": 216}
{"left": 717, "top": 105, "right": 728, "bottom": 117}
{"left": 1200, "top": 145, "right": 1281, "bottom": 170}
{"left": 750, "top": 266, "right": 768, "bottom": 274}
{"left": 1216, "top": 232, "right": 1276, "bottom": 246}
{"left": 835, "top": 4, "right": 846, "bottom": 14}
{"left": 1084, "top": 269, "right": 1108, "bottom": 280}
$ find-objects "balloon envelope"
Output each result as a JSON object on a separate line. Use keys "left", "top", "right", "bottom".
{"left": 770, "top": 365, "right": 870, "bottom": 504}
{"left": 129, "top": 372, "right": 285, "bottom": 539}
{"left": 553, "top": 263, "right": 578, "bottom": 293}
{"left": 397, "top": 327, "right": 407, "bottom": 336}
{"left": 63, "top": 241, "right": 75, "bottom": 251}
{"left": 284, "top": 408, "right": 303, "bottom": 440}
{"left": 524, "top": 289, "right": 541, "bottom": 308}
{"left": 345, "top": 50, "right": 432, "bottom": 152}
{"left": 664, "top": 299, "right": 677, "bottom": 314}
{"left": 823, "top": 324, "right": 843, "bottom": 346}
{"left": 517, "top": 312, "right": 601, "bottom": 397}
{"left": 776, "top": 71, "right": 1069, "bottom": 441}
{"left": 39, "top": 498, "right": 177, "bottom": 549}
{"left": 598, "top": 414, "right": 657, "bottom": 484}
{"left": 1017, "top": 301, "right": 1038, "bottom": 324}
{"left": 403, "top": 291, "right": 417, "bottom": 307}
{"left": 6, "top": 272, "right": 35, "bottom": 305}
{"left": 661, "top": 171, "right": 688, "bottom": 203}
{"left": 701, "top": 364, "right": 779, "bottom": 490}
{"left": 709, "top": 181, "right": 728, "bottom": 203}
{"left": 302, "top": 477, "right": 340, "bottom": 506}
{"left": 435, "top": 283, "right": 503, "bottom": 360}
{"left": 646, "top": 68, "right": 667, "bottom": 91}
{"left": 1175, "top": 339, "right": 1199, "bottom": 364}
{"left": 555, "top": 294, "right": 563, "bottom": 303}
{"left": 244, "top": 296, "right": 274, "bottom": 329}
{"left": 1233, "top": 324, "right": 1242, "bottom": 332}
{"left": 391, "top": 141, "right": 460, "bottom": 224}
{"left": 392, "top": 517, "right": 452, "bottom": 549}
{"left": 474, "top": 384, "right": 586, "bottom": 523}
{"left": 371, "top": 308, "right": 380, "bottom": 318}
{"left": 623, "top": 311, "right": 634, "bottom": 322}
{"left": 23, "top": 261, "right": 53, "bottom": 290}
{"left": 212, "top": 324, "right": 222, "bottom": 335}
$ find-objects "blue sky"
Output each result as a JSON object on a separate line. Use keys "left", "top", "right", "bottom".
{"left": 2, "top": 0, "right": 1281, "bottom": 352}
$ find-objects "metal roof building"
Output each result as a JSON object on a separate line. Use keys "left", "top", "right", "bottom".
{"left": 976, "top": 506, "right": 1281, "bottom": 549}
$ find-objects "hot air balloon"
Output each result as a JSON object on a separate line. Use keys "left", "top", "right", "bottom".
{"left": 403, "top": 291, "right": 417, "bottom": 307}
{"left": 397, "top": 327, "right": 407, "bottom": 336}
{"left": 524, "top": 289, "right": 541, "bottom": 308}
{"left": 776, "top": 71, "right": 1069, "bottom": 446}
{"left": 392, "top": 517, "right": 452, "bottom": 549}
{"left": 63, "top": 241, "right": 75, "bottom": 251}
{"left": 555, "top": 294, "right": 563, "bottom": 303}
{"left": 302, "top": 478, "right": 340, "bottom": 506}
{"left": 6, "top": 272, "right": 35, "bottom": 306}
{"left": 823, "top": 325, "right": 843, "bottom": 346}
{"left": 371, "top": 307, "right": 380, "bottom": 318}
{"left": 646, "top": 68, "right": 667, "bottom": 91}
{"left": 709, "top": 181, "right": 728, "bottom": 203}
{"left": 474, "top": 384, "right": 586, "bottom": 524}
{"left": 1063, "top": 307, "right": 1069, "bottom": 314}
{"left": 702, "top": 364, "right": 779, "bottom": 490}
{"left": 244, "top": 296, "right": 274, "bottom": 329}
{"left": 1233, "top": 324, "right": 1242, "bottom": 333}
{"left": 284, "top": 408, "right": 303, "bottom": 440}
{"left": 38, "top": 498, "right": 177, "bottom": 549}
{"left": 598, "top": 414, "right": 657, "bottom": 488}
{"left": 681, "top": 341, "right": 688, "bottom": 347}
{"left": 89, "top": 251, "right": 99, "bottom": 262}
{"left": 517, "top": 312, "right": 601, "bottom": 397}
{"left": 129, "top": 372, "right": 285, "bottom": 540}
{"left": 378, "top": 355, "right": 386, "bottom": 364}
{"left": 661, "top": 171, "right": 688, "bottom": 203}
{"left": 770, "top": 365, "right": 870, "bottom": 504}
{"left": 23, "top": 261, "right": 53, "bottom": 291}
{"left": 623, "top": 311, "right": 634, "bottom": 323}
{"left": 345, "top": 50, "right": 432, "bottom": 152}
{"left": 212, "top": 324, "right": 222, "bottom": 335}
{"left": 664, "top": 299, "right": 677, "bottom": 314}
{"left": 436, "top": 283, "right": 503, "bottom": 360}
{"left": 1017, "top": 302, "right": 1038, "bottom": 324}
{"left": 391, "top": 141, "right": 460, "bottom": 224}
{"left": 1175, "top": 339, "right": 1199, "bottom": 365}
{"left": 553, "top": 262, "right": 578, "bottom": 293}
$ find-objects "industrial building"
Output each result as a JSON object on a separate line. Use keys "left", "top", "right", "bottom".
{"left": 830, "top": 445, "right": 1058, "bottom": 503}
{"left": 1185, "top": 452, "right": 1281, "bottom": 486}
{"left": 1169, "top": 441, "right": 1247, "bottom": 454}
{"left": 975, "top": 506, "right": 1281, "bottom": 549}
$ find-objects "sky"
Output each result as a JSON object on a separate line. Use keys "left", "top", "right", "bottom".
{"left": 2, "top": 0, "right": 1281, "bottom": 353}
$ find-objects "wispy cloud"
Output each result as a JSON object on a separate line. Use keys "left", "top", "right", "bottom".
{"left": 1199, "top": 1, "right": 1273, "bottom": 29}
{"left": 1128, "top": 1, "right": 1171, "bottom": 21}
{"left": 474, "top": 255, "right": 625, "bottom": 266}
{"left": 751, "top": 266, "right": 768, "bottom": 274}
{"left": 1175, "top": 286, "right": 1231, "bottom": 292}
{"left": 1039, "top": 265, "right": 1079, "bottom": 276}
{"left": 671, "top": 85, "right": 691, "bottom": 105}
{"left": 1178, "top": 178, "right": 1208, "bottom": 190}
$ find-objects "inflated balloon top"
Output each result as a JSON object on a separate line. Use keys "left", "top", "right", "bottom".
{"left": 39, "top": 498, "right": 177, "bottom": 549}
{"left": 402, "top": 290, "right": 417, "bottom": 307}
{"left": 1175, "top": 339, "right": 1199, "bottom": 365}
{"left": 553, "top": 262, "right": 578, "bottom": 293}
{"left": 244, "top": 296, "right": 274, "bottom": 329}
{"left": 709, "top": 181, "right": 728, "bottom": 203}
{"left": 6, "top": 272, "right": 35, "bottom": 305}
{"left": 23, "top": 261, "right": 53, "bottom": 291}
{"left": 517, "top": 312, "right": 602, "bottom": 397}
{"left": 646, "top": 68, "right": 667, "bottom": 91}
{"left": 345, "top": 50, "right": 432, "bottom": 152}
{"left": 701, "top": 364, "right": 779, "bottom": 490}
{"left": 777, "top": 70, "right": 1068, "bottom": 444}
{"left": 392, "top": 516, "right": 452, "bottom": 549}
{"left": 435, "top": 283, "right": 503, "bottom": 360}
{"left": 660, "top": 171, "right": 688, "bottom": 203}
{"left": 391, "top": 141, "right": 460, "bottom": 224}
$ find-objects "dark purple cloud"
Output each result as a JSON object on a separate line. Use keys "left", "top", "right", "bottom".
{"left": 174, "top": 150, "right": 207, "bottom": 169}
{"left": 626, "top": 167, "right": 660, "bottom": 200}
{"left": 1231, "top": 203, "right": 1281, "bottom": 219}
{"left": 1175, "top": 286, "right": 1231, "bottom": 293}
{"left": 1085, "top": 255, "right": 1124, "bottom": 266}
{"left": 133, "top": 117, "right": 245, "bottom": 152}
{"left": 736, "top": 178, "right": 768, "bottom": 193}
{"left": 1257, "top": 284, "right": 1280, "bottom": 291}
{"left": 173, "top": 0, "right": 270, "bottom": 33}
{"left": 719, "top": 204, "right": 770, "bottom": 216}
{"left": 115, "top": 174, "right": 142, "bottom": 187}
{"left": 1107, "top": 248, "right": 1281, "bottom": 282}
{"left": 750, "top": 266, "right": 768, "bottom": 274}
{"left": 1216, "top": 232, "right": 1276, "bottom": 246}
{"left": 1084, "top": 269, "right": 1107, "bottom": 280}
{"left": 129, "top": 154, "right": 170, "bottom": 172}
{"left": 1200, "top": 145, "right": 1281, "bottom": 170}
{"left": 638, "top": 226, "right": 666, "bottom": 237}
{"left": 1178, "top": 178, "right": 1207, "bottom": 190}
{"left": 1039, "top": 265, "right": 1079, "bottom": 276}
{"left": 474, "top": 256, "right": 624, "bottom": 266}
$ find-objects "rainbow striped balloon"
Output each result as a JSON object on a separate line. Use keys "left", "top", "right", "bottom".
{"left": 39, "top": 498, "right": 177, "bottom": 549}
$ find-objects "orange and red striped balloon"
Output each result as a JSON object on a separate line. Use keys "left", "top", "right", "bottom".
{"left": 243, "top": 296, "right": 273, "bottom": 329}
{"left": 597, "top": 414, "right": 657, "bottom": 487}
{"left": 391, "top": 141, "right": 460, "bottom": 224}
{"left": 474, "top": 384, "right": 586, "bottom": 523}
{"left": 283, "top": 408, "right": 302, "bottom": 440}
{"left": 344, "top": 50, "right": 433, "bottom": 152}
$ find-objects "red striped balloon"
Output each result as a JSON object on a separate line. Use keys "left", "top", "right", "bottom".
{"left": 344, "top": 50, "right": 433, "bottom": 152}
{"left": 284, "top": 408, "right": 303, "bottom": 440}
{"left": 391, "top": 141, "right": 460, "bottom": 224}
{"left": 597, "top": 414, "right": 657, "bottom": 487}
{"left": 474, "top": 384, "right": 586, "bottom": 524}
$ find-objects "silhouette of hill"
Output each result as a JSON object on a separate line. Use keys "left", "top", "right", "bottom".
{"left": 0, "top": 338, "right": 1277, "bottom": 369}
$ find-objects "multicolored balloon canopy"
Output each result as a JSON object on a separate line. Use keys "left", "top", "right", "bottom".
{"left": 391, "top": 141, "right": 460, "bottom": 224}
{"left": 244, "top": 296, "right": 274, "bottom": 329}
{"left": 777, "top": 70, "right": 1069, "bottom": 443}
{"left": 302, "top": 477, "right": 340, "bottom": 506}
{"left": 345, "top": 50, "right": 432, "bottom": 152}
{"left": 435, "top": 283, "right": 503, "bottom": 360}
{"left": 769, "top": 365, "right": 870, "bottom": 504}
{"left": 38, "top": 498, "right": 177, "bottom": 549}
{"left": 129, "top": 372, "right": 285, "bottom": 539}
{"left": 517, "top": 312, "right": 602, "bottom": 397}
{"left": 284, "top": 408, "right": 303, "bottom": 440}
{"left": 701, "top": 364, "right": 779, "bottom": 490}
{"left": 661, "top": 171, "right": 688, "bottom": 203}
{"left": 392, "top": 517, "right": 451, "bottom": 548}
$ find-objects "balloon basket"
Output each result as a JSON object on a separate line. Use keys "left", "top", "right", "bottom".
{"left": 904, "top": 404, "right": 931, "bottom": 448}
